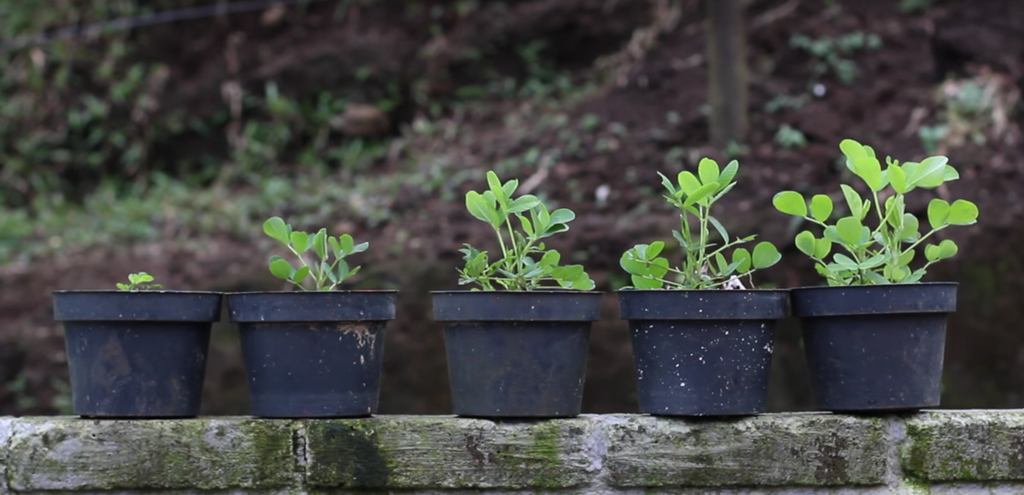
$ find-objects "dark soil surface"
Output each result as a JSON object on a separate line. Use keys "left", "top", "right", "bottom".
{"left": 3, "top": 0, "right": 1024, "bottom": 415}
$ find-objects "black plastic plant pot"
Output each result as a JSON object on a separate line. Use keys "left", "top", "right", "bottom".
{"left": 226, "top": 291, "right": 395, "bottom": 418}
{"left": 52, "top": 290, "right": 222, "bottom": 418}
{"left": 617, "top": 289, "right": 788, "bottom": 416}
{"left": 432, "top": 290, "right": 602, "bottom": 418}
{"left": 792, "top": 282, "right": 957, "bottom": 413}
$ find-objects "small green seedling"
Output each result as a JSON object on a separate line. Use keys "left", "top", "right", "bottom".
{"left": 117, "top": 272, "right": 161, "bottom": 291}
{"left": 621, "top": 158, "right": 781, "bottom": 289}
{"left": 459, "top": 171, "right": 595, "bottom": 291}
{"left": 773, "top": 138, "right": 979, "bottom": 285}
{"left": 263, "top": 216, "right": 368, "bottom": 291}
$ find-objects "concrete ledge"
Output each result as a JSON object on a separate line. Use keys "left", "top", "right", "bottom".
{"left": 0, "top": 411, "right": 1019, "bottom": 493}
{"left": 902, "top": 410, "right": 1024, "bottom": 482}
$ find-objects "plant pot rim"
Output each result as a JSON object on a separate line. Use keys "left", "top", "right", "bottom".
{"left": 430, "top": 289, "right": 603, "bottom": 295}
{"left": 616, "top": 288, "right": 790, "bottom": 293}
{"left": 790, "top": 281, "right": 958, "bottom": 316}
{"left": 225, "top": 289, "right": 398, "bottom": 296}
{"left": 52, "top": 290, "right": 223, "bottom": 295}
{"left": 53, "top": 290, "right": 223, "bottom": 322}
{"left": 226, "top": 290, "right": 397, "bottom": 322}
{"left": 617, "top": 287, "right": 789, "bottom": 320}
{"left": 789, "top": 281, "right": 958, "bottom": 291}
{"left": 432, "top": 290, "right": 602, "bottom": 322}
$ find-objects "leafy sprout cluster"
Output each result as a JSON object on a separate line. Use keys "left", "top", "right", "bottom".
{"left": 116, "top": 272, "right": 162, "bottom": 291}
{"left": 621, "top": 158, "right": 781, "bottom": 289}
{"left": 773, "top": 138, "right": 979, "bottom": 285}
{"left": 459, "top": 171, "right": 594, "bottom": 291}
{"left": 263, "top": 216, "right": 368, "bottom": 291}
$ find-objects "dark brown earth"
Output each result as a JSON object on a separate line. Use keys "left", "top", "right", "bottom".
{"left": 2, "top": 0, "right": 1023, "bottom": 415}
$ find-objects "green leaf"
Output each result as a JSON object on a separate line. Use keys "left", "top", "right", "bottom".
{"left": 823, "top": 225, "right": 843, "bottom": 243}
{"left": 507, "top": 195, "right": 541, "bottom": 214}
{"left": 943, "top": 165, "right": 960, "bottom": 182}
{"left": 683, "top": 182, "right": 719, "bottom": 207}
{"left": 647, "top": 241, "right": 665, "bottom": 258}
{"left": 269, "top": 257, "right": 294, "bottom": 280}
{"left": 856, "top": 155, "right": 885, "bottom": 191}
{"left": 540, "top": 250, "right": 560, "bottom": 267}
{"left": 814, "top": 238, "right": 832, "bottom": 259}
{"left": 501, "top": 178, "right": 518, "bottom": 201}
{"left": 925, "top": 244, "right": 941, "bottom": 262}
{"left": 859, "top": 254, "right": 886, "bottom": 269}
{"left": 795, "top": 231, "right": 816, "bottom": 257}
{"left": 313, "top": 229, "right": 327, "bottom": 259}
{"left": 733, "top": 248, "right": 752, "bottom": 272}
{"left": 947, "top": 200, "right": 979, "bottom": 225}
{"left": 718, "top": 160, "right": 739, "bottom": 186}
{"left": 486, "top": 171, "right": 506, "bottom": 203}
{"left": 336, "top": 259, "right": 351, "bottom": 280}
{"left": 293, "top": 266, "right": 311, "bottom": 284}
{"left": 263, "top": 216, "right": 291, "bottom": 244}
{"left": 339, "top": 234, "right": 355, "bottom": 254}
{"left": 708, "top": 216, "right": 729, "bottom": 244}
{"left": 290, "top": 231, "right": 309, "bottom": 252}
{"left": 677, "top": 171, "right": 702, "bottom": 195}
{"left": 913, "top": 155, "right": 948, "bottom": 187}
{"left": 466, "top": 191, "right": 492, "bottom": 223}
{"left": 519, "top": 215, "right": 534, "bottom": 237}
{"left": 888, "top": 164, "right": 908, "bottom": 193}
{"left": 646, "top": 257, "right": 670, "bottom": 278}
{"left": 116, "top": 283, "right": 130, "bottom": 290}
{"left": 864, "top": 271, "right": 890, "bottom": 285}
{"left": 839, "top": 138, "right": 867, "bottom": 161}
{"left": 939, "top": 239, "right": 958, "bottom": 259}
{"left": 658, "top": 172, "right": 678, "bottom": 196}
{"left": 549, "top": 208, "right": 575, "bottom": 225}
{"left": 927, "top": 199, "right": 950, "bottom": 229}
{"left": 714, "top": 252, "right": 730, "bottom": 275}
{"left": 836, "top": 217, "right": 863, "bottom": 245}
{"left": 899, "top": 249, "right": 915, "bottom": 266}
{"left": 632, "top": 275, "right": 663, "bottom": 289}
{"left": 752, "top": 242, "right": 781, "bottom": 269}
{"left": 840, "top": 184, "right": 863, "bottom": 220}
{"left": 620, "top": 249, "right": 648, "bottom": 275}
{"left": 698, "top": 158, "right": 720, "bottom": 185}
{"left": 810, "top": 195, "right": 833, "bottom": 222}
{"left": 833, "top": 253, "right": 860, "bottom": 271}
{"left": 900, "top": 214, "right": 920, "bottom": 241}
{"left": 672, "top": 230, "right": 688, "bottom": 249}
{"left": 773, "top": 191, "right": 807, "bottom": 217}
{"left": 351, "top": 241, "right": 369, "bottom": 254}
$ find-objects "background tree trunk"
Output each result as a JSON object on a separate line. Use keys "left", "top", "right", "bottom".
{"left": 706, "top": 0, "right": 748, "bottom": 148}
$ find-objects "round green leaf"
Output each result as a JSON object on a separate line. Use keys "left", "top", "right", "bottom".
{"left": 795, "top": 231, "right": 816, "bottom": 257}
{"left": 925, "top": 244, "right": 941, "bottom": 262}
{"left": 290, "top": 231, "right": 310, "bottom": 253}
{"left": 810, "top": 195, "right": 833, "bottom": 222}
{"left": 833, "top": 253, "right": 859, "bottom": 271}
{"left": 677, "top": 171, "right": 702, "bottom": 195}
{"left": 814, "top": 238, "right": 832, "bottom": 259}
{"left": 927, "top": 199, "right": 950, "bottom": 229}
{"left": 947, "top": 200, "right": 979, "bottom": 225}
{"left": 752, "top": 242, "right": 781, "bottom": 269}
{"left": 773, "top": 191, "right": 807, "bottom": 217}
{"left": 698, "top": 158, "right": 720, "bottom": 186}
{"left": 263, "top": 217, "right": 291, "bottom": 244}
{"left": 732, "top": 248, "right": 752, "bottom": 273}
{"left": 836, "top": 217, "right": 863, "bottom": 245}
{"left": 269, "top": 257, "right": 294, "bottom": 280}
{"left": 939, "top": 239, "right": 958, "bottom": 259}
{"left": 888, "top": 164, "right": 908, "bottom": 193}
